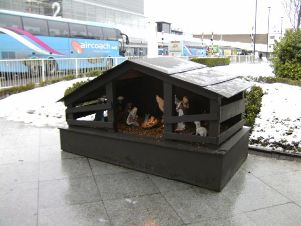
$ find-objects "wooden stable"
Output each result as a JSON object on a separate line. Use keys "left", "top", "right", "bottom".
{"left": 59, "top": 57, "right": 251, "bottom": 191}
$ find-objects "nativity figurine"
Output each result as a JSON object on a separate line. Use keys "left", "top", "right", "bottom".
{"left": 141, "top": 114, "right": 159, "bottom": 129}
{"left": 156, "top": 95, "right": 164, "bottom": 112}
{"left": 194, "top": 121, "right": 207, "bottom": 136}
{"left": 175, "top": 95, "right": 189, "bottom": 132}
{"left": 126, "top": 107, "right": 139, "bottom": 126}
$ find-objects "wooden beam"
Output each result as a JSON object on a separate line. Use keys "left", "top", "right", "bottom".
{"left": 220, "top": 99, "right": 245, "bottom": 122}
{"left": 164, "top": 132, "right": 218, "bottom": 144}
{"left": 106, "top": 82, "right": 114, "bottom": 121}
{"left": 106, "top": 82, "right": 117, "bottom": 131}
{"left": 67, "top": 120, "right": 113, "bottom": 129}
{"left": 218, "top": 119, "right": 244, "bottom": 144}
{"left": 164, "top": 113, "right": 217, "bottom": 123}
{"left": 163, "top": 82, "right": 173, "bottom": 133}
{"left": 66, "top": 103, "right": 111, "bottom": 114}
{"left": 63, "top": 63, "right": 132, "bottom": 107}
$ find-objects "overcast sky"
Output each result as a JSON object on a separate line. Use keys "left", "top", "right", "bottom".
{"left": 144, "top": 0, "right": 292, "bottom": 34}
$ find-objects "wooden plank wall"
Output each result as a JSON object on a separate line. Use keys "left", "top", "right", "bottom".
{"left": 163, "top": 82, "right": 220, "bottom": 145}
{"left": 65, "top": 82, "right": 115, "bottom": 130}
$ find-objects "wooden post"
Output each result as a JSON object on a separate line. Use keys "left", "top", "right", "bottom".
{"left": 209, "top": 97, "right": 221, "bottom": 143}
{"left": 106, "top": 82, "right": 116, "bottom": 131}
{"left": 65, "top": 103, "right": 76, "bottom": 127}
{"left": 163, "top": 82, "right": 173, "bottom": 134}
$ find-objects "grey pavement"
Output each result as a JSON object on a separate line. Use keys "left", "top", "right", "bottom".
{"left": 1, "top": 118, "right": 301, "bottom": 226}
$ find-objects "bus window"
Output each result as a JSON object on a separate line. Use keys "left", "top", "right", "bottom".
{"left": 102, "top": 27, "right": 117, "bottom": 40}
{"left": 0, "top": 14, "right": 22, "bottom": 29}
{"left": 1, "top": 51, "right": 16, "bottom": 59}
{"left": 48, "top": 20, "right": 69, "bottom": 37}
{"left": 22, "top": 17, "right": 48, "bottom": 36}
{"left": 69, "top": 23, "right": 87, "bottom": 38}
{"left": 87, "top": 25, "right": 103, "bottom": 39}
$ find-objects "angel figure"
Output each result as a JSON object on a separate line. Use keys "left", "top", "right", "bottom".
{"left": 156, "top": 95, "right": 164, "bottom": 112}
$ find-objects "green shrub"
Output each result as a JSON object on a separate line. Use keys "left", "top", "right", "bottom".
{"left": 40, "top": 75, "right": 76, "bottom": 87}
{"left": 250, "top": 76, "right": 301, "bottom": 87}
{"left": 0, "top": 83, "right": 35, "bottom": 97}
{"left": 190, "top": 57, "right": 230, "bottom": 67}
{"left": 272, "top": 29, "right": 301, "bottom": 81}
{"left": 62, "top": 70, "right": 101, "bottom": 97}
{"left": 85, "top": 70, "right": 103, "bottom": 77}
{"left": 64, "top": 80, "right": 89, "bottom": 96}
{"left": 244, "top": 86, "right": 264, "bottom": 129}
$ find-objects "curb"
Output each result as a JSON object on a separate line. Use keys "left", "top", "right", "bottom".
{"left": 248, "top": 145, "right": 301, "bottom": 162}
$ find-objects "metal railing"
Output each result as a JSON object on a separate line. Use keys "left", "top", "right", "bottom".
{"left": 0, "top": 57, "right": 135, "bottom": 88}
{"left": 0, "top": 55, "right": 258, "bottom": 88}
{"left": 228, "top": 55, "right": 256, "bottom": 64}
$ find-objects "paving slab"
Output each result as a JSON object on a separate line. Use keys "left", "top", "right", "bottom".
{"left": 0, "top": 182, "right": 38, "bottom": 226}
{"left": 1, "top": 118, "right": 301, "bottom": 226}
{"left": 246, "top": 203, "right": 301, "bottom": 226}
{"left": 39, "top": 157, "right": 92, "bottom": 181}
{"left": 38, "top": 202, "right": 110, "bottom": 226}
{"left": 259, "top": 170, "right": 301, "bottom": 202}
{"left": 186, "top": 213, "right": 257, "bottom": 226}
{"left": 89, "top": 158, "right": 131, "bottom": 176}
{"left": 39, "top": 176, "right": 101, "bottom": 209}
{"left": 104, "top": 193, "right": 184, "bottom": 226}
{"left": 0, "top": 161, "right": 39, "bottom": 186}
{"left": 94, "top": 171, "right": 159, "bottom": 201}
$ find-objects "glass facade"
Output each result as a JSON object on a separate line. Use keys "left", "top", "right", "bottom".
{"left": 0, "top": 0, "right": 62, "bottom": 16}
{"left": 0, "top": 0, "right": 148, "bottom": 56}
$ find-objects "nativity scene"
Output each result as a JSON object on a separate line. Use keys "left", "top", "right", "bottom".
{"left": 59, "top": 57, "right": 252, "bottom": 191}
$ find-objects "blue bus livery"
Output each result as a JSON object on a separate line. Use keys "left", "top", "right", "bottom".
{"left": 0, "top": 9, "right": 129, "bottom": 73}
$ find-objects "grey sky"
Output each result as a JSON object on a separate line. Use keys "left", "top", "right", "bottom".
{"left": 144, "top": 0, "right": 292, "bottom": 34}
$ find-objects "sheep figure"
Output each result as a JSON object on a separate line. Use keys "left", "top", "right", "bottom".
{"left": 194, "top": 121, "right": 207, "bottom": 137}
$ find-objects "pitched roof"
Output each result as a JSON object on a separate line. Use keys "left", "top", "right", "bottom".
{"left": 129, "top": 57, "right": 251, "bottom": 98}
{"left": 61, "top": 57, "right": 252, "bottom": 105}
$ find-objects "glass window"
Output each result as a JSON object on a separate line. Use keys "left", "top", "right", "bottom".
{"left": 0, "top": 14, "right": 22, "bottom": 29}
{"left": 22, "top": 17, "right": 48, "bottom": 36}
{"left": 87, "top": 26, "right": 103, "bottom": 39}
{"left": 48, "top": 20, "right": 69, "bottom": 37}
{"left": 102, "top": 27, "right": 117, "bottom": 40}
{"left": 116, "top": 29, "right": 122, "bottom": 39}
{"left": 69, "top": 23, "right": 87, "bottom": 38}
{"left": 162, "top": 23, "right": 171, "bottom": 33}
{"left": 1, "top": 51, "right": 16, "bottom": 59}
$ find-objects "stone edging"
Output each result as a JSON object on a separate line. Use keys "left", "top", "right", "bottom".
{"left": 248, "top": 145, "right": 301, "bottom": 162}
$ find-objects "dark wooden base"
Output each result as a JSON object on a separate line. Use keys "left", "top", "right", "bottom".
{"left": 59, "top": 127, "right": 249, "bottom": 191}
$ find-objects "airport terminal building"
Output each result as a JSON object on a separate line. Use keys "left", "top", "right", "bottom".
{"left": 0, "top": 0, "right": 148, "bottom": 56}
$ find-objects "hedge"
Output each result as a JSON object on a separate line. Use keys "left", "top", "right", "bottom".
{"left": 272, "top": 29, "right": 301, "bottom": 81}
{"left": 244, "top": 86, "right": 264, "bottom": 129}
{"left": 64, "top": 80, "right": 89, "bottom": 97}
{"left": 190, "top": 57, "right": 230, "bottom": 67}
{"left": 251, "top": 76, "right": 301, "bottom": 87}
{"left": 0, "top": 83, "right": 35, "bottom": 98}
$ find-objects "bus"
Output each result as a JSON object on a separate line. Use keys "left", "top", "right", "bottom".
{"left": 167, "top": 41, "right": 207, "bottom": 57}
{"left": 0, "top": 9, "right": 129, "bottom": 75}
